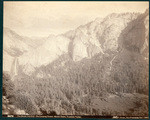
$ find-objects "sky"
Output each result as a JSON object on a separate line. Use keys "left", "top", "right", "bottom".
{"left": 4, "top": 1, "right": 149, "bottom": 37}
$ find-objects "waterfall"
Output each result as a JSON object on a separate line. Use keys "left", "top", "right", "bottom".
{"left": 11, "top": 57, "right": 18, "bottom": 80}
{"left": 14, "top": 57, "right": 18, "bottom": 76}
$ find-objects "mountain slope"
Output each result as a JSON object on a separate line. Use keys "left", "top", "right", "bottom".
{"left": 17, "top": 12, "right": 140, "bottom": 71}
{"left": 110, "top": 9, "right": 149, "bottom": 95}
{"left": 3, "top": 9, "right": 149, "bottom": 116}
{"left": 64, "top": 12, "right": 139, "bottom": 61}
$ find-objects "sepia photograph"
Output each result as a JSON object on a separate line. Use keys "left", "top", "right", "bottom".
{"left": 2, "top": 1, "right": 149, "bottom": 118}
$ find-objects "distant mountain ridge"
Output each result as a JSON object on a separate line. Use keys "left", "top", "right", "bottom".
{"left": 3, "top": 10, "right": 148, "bottom": 77}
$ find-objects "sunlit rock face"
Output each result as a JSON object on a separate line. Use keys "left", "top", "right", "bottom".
{"left": 18, "top": 35, "right": 70, "bottom": 68}
{"left": 65, "top": 12, "right": 139, "bottom": 61}
{"left": 3, "top": 10, "right": 148, "bottom": 77}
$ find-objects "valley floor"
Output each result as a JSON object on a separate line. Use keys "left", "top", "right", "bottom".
{"left": 2, "top": 93, "right": 148, "bottom": 117}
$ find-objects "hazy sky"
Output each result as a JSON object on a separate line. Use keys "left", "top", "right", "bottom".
{"left": 4, "top": 1, "right": 149, "bottom": 37}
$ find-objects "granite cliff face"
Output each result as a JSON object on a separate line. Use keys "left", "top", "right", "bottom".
{"left": 3, "top": 10, "right": 148, "bottom": 78}
{"left": 18, "top": 35, "right": 70, "bottom": 68}
{"left": 65, "top": 12, "right": 139, "bottom": 61}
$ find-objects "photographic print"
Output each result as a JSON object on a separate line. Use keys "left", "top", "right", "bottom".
{"left": 2, "top": 1, "right": 149, "bottom": 118}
